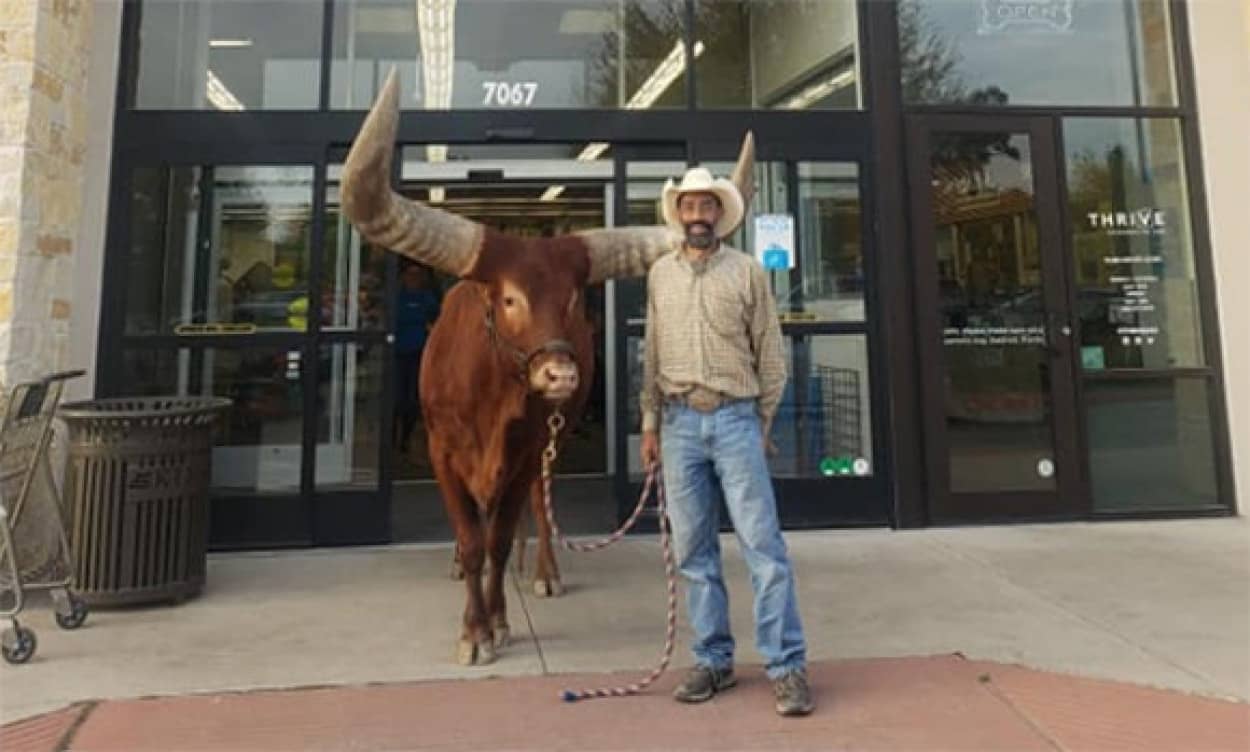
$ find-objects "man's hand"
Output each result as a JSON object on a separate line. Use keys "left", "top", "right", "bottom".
{"left": 762, "top": 418, "right": 779, "bottom": 457}
{"left": 640, "top": 429, "right": 660, "bottom": 471}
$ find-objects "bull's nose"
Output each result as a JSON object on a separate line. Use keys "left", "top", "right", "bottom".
{"left": 543, "top": 365, "right": 579, "bottom": 391}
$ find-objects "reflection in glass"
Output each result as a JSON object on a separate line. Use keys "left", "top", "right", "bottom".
{"left": 212, "top": 167, "right": 315, "bottom": 332}
{"left": 331, "top": 0, "right": 686, "bottom": 110}
{"left": 135, "top": 0, "right": 323, "bottom": 109}
{"left": 127, "top": 167, "right": 198, "bottom": 334}
{"left": 317, "top": 344, "right": 384, "bottom": 489}
{"left": 898, "top": 0, "right": 1176, "bottom": 107}
{"left": 1086, "top": 378, "right": 1218, "bottom": 511}
{"left": 791, "top": 163, "right": 863, "bottom": 321}
{"left": 928, "top": 131, "right": 1056, "bottom": 492}
{"left": 695, "top": 0, "right": 860, "bottom": 109}
{"left": 625, "top": 333, "right": 872, "bottom": 480}
{"left": 1064, "top": 118, "right": 1202, "bottom": 370}
{"left": 122, "top": 348, "right": 304, "bottom": 494}
{"left": 325, "top": 169, "right": 389, "bottom": 331}
{"left": 126, "top": 166, "right": 315, "bottom": 335}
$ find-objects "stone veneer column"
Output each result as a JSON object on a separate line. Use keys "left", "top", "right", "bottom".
{"left": 0, "top": 0, "right": 93, "bottom": 388}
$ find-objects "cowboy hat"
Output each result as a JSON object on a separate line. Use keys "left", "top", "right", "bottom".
{"left": 661, "top": 166, "right": 745, "bottom": 240}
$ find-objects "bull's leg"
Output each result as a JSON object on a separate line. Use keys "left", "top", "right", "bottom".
{"left": 530, "top": 475, "right": 564, "bottom": 597}
{"left": 484, "top": 481, "right": 528, "bottom": 650}
{"left": 433, "top": 462, "right": 494, "bottom": 666}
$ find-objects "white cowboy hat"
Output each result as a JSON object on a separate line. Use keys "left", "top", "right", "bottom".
{"left": 661, "top": 166, "right": 745, "bottom": 240}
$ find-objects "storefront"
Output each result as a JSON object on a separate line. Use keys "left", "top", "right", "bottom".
{"left": 90, "top": 0, "right": 1237, "bottom": 549}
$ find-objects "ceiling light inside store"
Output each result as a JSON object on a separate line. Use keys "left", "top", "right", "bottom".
{"left": 779, "top": 68, "right": 856, "bottom": 111}
{"left": 207, "top": 70, "right": 245, "bottom": 111}
{"left": 209, "top": 39, "right": 253, "bottom": 48}
{"left": 417, "top": 1, "right": 456, "bottom": 198}
{"left": 539, "top": 186, "right": 565, "bottom": 202}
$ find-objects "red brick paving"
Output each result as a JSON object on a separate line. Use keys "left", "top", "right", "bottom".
{"left": 5, "top": 655, "right": 1247, "bottom": 751}
{"left": 0, "top": 703, "right": 91, "bottom": 752}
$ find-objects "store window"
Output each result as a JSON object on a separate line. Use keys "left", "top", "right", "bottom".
{"left": 316, "top": 343, "right": 385, "bottom": 490}
{"left": 695, "top": 0, "right": 860, "bottom": 109}
{"left": 898, "top": 0, "right": 1177, "bottom": 107}
{"left": 1064, "top": 118, "right": 1202, "bottom": 371}
{"left": 126, "top": 166, "right": 315, "bottom": 335}
{"left": 122, "top": 348, "right": 305, "bottom": 495}
{"left": 1085, "top": 377, "right": 1218, "bottom": 512}
{"left": 331, "top": 0, "right": 687, "bottom": 110}
{"left": 134, "top": 0, "right": 323, "bottom": 109}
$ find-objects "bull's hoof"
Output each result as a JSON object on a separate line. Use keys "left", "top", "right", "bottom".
{"left": 533, "top": 577, "right": 565, "bottom": 598}
{"left": 457, "top": 638, "right": 497, "bottom": 666}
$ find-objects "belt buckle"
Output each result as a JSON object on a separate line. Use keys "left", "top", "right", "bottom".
{"left": 686, "top": 389, "right": 723, "bottom": 413}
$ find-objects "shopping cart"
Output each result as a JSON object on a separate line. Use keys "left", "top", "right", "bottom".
{"left": 0, "top": 370, "right": 88, "bottom": 664}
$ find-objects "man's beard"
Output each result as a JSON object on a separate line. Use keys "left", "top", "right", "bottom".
{"left": 684, "top": 221, "right": 716, "bottom": 250}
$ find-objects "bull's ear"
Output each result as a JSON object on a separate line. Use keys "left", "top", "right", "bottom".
{"left": 727, "top": 131, "right": 755, "bottom": 235}
{"left": 578, "top": 226, "right": 680, "bottom": 284}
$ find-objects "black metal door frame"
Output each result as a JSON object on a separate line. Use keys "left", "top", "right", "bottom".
{"left": 611, "top": 135, "right": 893, "bottom": 531}
{"left": 905, "top": 114, "right": 1086, "bottom": 523}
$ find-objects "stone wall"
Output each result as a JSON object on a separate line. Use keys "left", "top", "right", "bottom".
{"left": 0, "top": 0, "right": 94, "bottom": 388}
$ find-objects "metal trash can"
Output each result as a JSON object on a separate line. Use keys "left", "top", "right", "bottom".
{"left": 56, "top": 397, "right": 231, "bottom": 607}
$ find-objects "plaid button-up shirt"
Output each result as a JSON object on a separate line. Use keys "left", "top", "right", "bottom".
{"left": 640, "top": 243, "right": 787, "bottom": 432}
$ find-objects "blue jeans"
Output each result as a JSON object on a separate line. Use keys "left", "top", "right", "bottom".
{"left": 659, "top": 399, "right": 807, "bottom": 680}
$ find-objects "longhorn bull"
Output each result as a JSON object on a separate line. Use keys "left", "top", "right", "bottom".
{"left": 341, "top": 69, "right": 755, "bottom": 666}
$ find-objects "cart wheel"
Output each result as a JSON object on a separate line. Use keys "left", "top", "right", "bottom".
{"left": 55, "top": 595, "right": 88, "bottom": 630}
{"left": 2, "top": 625, "right": 37, "bottom": 664}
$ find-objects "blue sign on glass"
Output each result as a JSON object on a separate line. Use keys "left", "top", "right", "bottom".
{"left": 754, "top": 214, "right": 795, "bottom": 270}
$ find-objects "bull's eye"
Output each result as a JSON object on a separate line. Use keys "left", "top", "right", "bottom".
{"left": 503, "top": 296, "right": 516, "bottom": 308}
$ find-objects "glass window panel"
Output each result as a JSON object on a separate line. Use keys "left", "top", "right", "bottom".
{"left": 1085, "top": 377, "right": 1219, "bottom": 511}
{"left": 213, "top": 167, "right": 315, "bottom": 332}
{"left": 330, "top": 0, "right": 686, "bottom": 110}
{"left": 317, "top": 344, "right": 383, "bottom": 490}
{"left": 121, "top": 348, "right": 305, "bottom": 494}
{"left": 771, "top": 334, "right": 874, "bottom": 479}
{"left": 898, "top": 0, "right": 1177, "bottom": 107}
{"left": 134, "top": 0, "right": 323, "bottom": 110}
{"left": 1064, "top": 118, "right": 1203, "bottom": 371}
{"left": 624, "top": 333, "right": 873, "bottom": 480}
{"left": 325, "top": 165, "right": 389, "bottom": 332}
{"left": 127, "top": 167, "right": 198, "bottom": 335}
{"left": 793, "top": 163, "right": 863, "bottom": 321}
{"left": 695, "top": 0, "right": 860, "bottom": 109}
{"left": 126, "top": 166, "right": 315, "bottom": 335}
{"left": 928, "top": 132, "right": 1057, "bottom": 493}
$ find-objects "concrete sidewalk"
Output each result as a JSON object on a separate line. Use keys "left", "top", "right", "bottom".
{"left": 1, "top": 517, "right": 1247, "bottom": 748}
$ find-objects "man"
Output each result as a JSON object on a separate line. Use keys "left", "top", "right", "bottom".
{"left": 639, "top": 165, "right": 813, "bottom": 717}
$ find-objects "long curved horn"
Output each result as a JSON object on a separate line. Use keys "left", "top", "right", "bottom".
{"left": 580, "top": 226, "right": 681, "bottom": 284}
{"left": 340, "top": 68, "right": 484, "bottom": 277}
{"left": 727, "top": 130, "right": 755, "bottom": 235}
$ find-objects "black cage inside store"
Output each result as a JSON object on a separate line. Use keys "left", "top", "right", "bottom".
{"left": 96, "top": 0, "right": 1235, "bottom": 549}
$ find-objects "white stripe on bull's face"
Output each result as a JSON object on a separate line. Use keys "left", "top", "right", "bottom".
{"left": 495, "top": 278, "right": 580, "bottom": 403}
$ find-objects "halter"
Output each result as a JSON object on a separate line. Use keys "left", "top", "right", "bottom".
{"left": 483, "top": 303, "right": 576, "bottom": 384}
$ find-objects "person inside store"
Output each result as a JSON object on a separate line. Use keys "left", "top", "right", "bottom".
{"left": 638, "top": 164, "right": 814, "bottom": 717}
{"left": 394, "top": 261, "right": 440, "bottom": 452}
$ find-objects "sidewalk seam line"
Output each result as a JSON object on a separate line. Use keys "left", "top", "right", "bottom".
{"left": 977, "top": 677, "right": 1065, "bottom": 752}
{"left": 510, "top": 566, "right": 549, "bottom": 674}
{"left": 53, "top": 700, "right": 99, "bottom": 752}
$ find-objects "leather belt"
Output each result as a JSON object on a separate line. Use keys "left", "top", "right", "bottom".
{"left": 666, "top": 385, "right": 730, "bottom": 413}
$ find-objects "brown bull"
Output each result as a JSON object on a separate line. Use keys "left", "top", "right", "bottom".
{"left": 342, "top": 69, "right": 754, "bottom": 666}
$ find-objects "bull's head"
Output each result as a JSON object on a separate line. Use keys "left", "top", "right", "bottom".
{"left": 341, "top": 68, "right": 754, "bottom": 403}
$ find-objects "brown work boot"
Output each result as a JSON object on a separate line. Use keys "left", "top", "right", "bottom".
{"left": 773, "top": 668, "right": 814, "bottom": 716}
{"left": 672, "top": 665, "right": 736, "bottom": 703}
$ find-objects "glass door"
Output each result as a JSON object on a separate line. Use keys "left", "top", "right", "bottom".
{"left": 907, "top": 115, "right": 1084, "bottom": 522}
{"left": 613, "top": 145, "right": 889, "bottom": 529}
